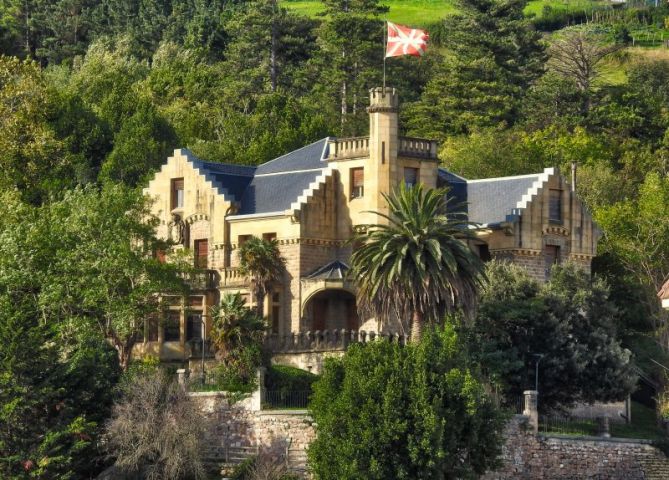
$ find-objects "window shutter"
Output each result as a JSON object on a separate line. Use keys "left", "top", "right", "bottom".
{"left": 352, "top": 168, "right": 364, "bottom": 187}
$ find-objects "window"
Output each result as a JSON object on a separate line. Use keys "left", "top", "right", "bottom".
{"left": 263, "top": 232, "right": 277, "bottom": 242}
{"left": 188, "top": 296, "right": 203, "bottom": 307}
{"left": 164, "top": 312, "right": 181, "bottom": 342}
{"left": 545, "top": 245, "right": 560, "bottom": 279}
{"left": 146, "top": 316, "right": 159, "bottom": 342}
{"left": 350, "top": 168, "right": 364, "bottom": 199}
{"left": 155, "top": 249, "right": 166, "bottom": 263}
{"left": 194, "top": 239, "right": 208, "bottom": 269}
{"left": 549, "top": 189, "right": 562, "bottom": 223}
{"left": 171, "top": 178, "right": 184, "bottom": 210}
{"left": 238, "top": 235, "right": 252, "bottom": 247}
{"left": 271, "top": 292, "right": 281, "bottom": 334}
{"left": 404, "top": 167, "right": 419, "bottom": 187}
{"left": 186, "top": 314, "right": 203, "bottom": 341}
{"left": 478, "top": 244, "right": 492, "bottom": 262}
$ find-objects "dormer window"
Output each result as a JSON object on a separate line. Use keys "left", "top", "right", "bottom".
{"left": 171, "top": 178, "right": 184, "bottom": 210}
{"left": 549, "top": 189, "right": 562, "bottom": 223}
{"left": 351, "top": 168, "right": 364, "bottom": 199}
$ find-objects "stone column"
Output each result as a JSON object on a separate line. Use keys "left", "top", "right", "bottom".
{"left": 176, "top": 368, "right": 190, "bottom": 391}
{"left": 523, "top": 390, "right": 539, "bottom": 434}
{"left": 250, "top": 367, "right": 267, "bottom": 411}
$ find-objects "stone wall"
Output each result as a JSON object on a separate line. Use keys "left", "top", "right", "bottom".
{"left": 190, "top": 392, "right": 315, "bottom": 462}
{"left": 483, "top": 416, "right": 669, "bottom": 480}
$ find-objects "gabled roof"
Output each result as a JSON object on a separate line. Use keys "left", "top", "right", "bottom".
{"left": 184, "top": 138, "right": 331, "bottom": 216}
{"left": 439, "top": 168, "right": 554, "bottom": 227}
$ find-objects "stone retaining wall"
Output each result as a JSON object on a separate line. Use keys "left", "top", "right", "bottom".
{"left": 191, "top": 393, "right": 669, "bottom": 479}
{"left": 483, "top": 415, "right": 669, "bottom": 480}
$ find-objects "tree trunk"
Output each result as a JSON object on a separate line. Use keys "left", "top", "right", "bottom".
{"left": 410, "top": 310, "right": 423, "bottom": 343}
{"left": 255, "top": 284, "right": 266, "bottom": 318}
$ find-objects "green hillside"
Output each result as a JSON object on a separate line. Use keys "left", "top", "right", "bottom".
{"left": 281, "top": 0, "right": 604, "bottom": 25}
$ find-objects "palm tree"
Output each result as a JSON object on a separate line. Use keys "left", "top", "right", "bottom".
{"left": 349, "top": 183, "right": 485, "bottom": 341}
{"left": 210, "top": 293, "right": 266, "bottom": 365}
{"left": 238, "top": 236, "right": 286, "bottom": 317}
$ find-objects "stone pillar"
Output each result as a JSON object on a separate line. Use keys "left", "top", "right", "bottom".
{"left": 250, "top": 367, "right": 267, "bottom": 411}
{"left": 176, "top": 368, "right": 190, "bottom": 391}
{"left": 597, "top": 416, "right": 611, "bottom": 438}
{"left": 523, "top": 390, "right": 539, "bottom": 434}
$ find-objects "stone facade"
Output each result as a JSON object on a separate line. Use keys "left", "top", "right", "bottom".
{"left": 138, "top": 86, "right": 599, "bottom": 365}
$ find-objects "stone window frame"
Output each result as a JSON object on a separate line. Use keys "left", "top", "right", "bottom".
{"left": 350, "top": 167, "right": 364, "bottom": 199}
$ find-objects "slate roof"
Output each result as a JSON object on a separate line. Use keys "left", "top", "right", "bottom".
{"left": 187, "top": 138, "right": 330, "bottom": 215}
{"left": 184, "top": 140, "right": 546, "bottom": 224}
{"left": 305, "top": 260, "right": 350, "bottom": 280}
{"left": 439, "top": 169, "right": 544, "bottom": 227}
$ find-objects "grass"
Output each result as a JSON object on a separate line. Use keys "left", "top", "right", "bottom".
{"left": 281, "top": 0, "right": 606, "bottom": 25}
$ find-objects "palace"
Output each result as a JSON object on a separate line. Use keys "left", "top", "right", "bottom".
{"left": 137, "top": 87, "right": 598, "bottom": 369}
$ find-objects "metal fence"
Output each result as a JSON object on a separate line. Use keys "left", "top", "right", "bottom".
{"left": 264, "top": 390, "right": 311, "bottom": 409}
{"left": 539, "top": 415, "right": 600, "bottom": 436}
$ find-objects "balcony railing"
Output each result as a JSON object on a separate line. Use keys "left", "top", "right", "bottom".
{"left": 398, "top": 136, "right": 438, "bottom": 159}
{"left": 220, "top": 267, "right": 245, "bottom": 286}
{"left": 264, "top": 329, "right": 408, "bottom": 353}
{"left": 327, "top": 136, "right": 370, "bottom": 160}
{"left": 178, "top": 269, "right": 218, "bottom": 290}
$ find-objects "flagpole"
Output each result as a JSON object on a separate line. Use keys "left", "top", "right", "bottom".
{"left": 383, "top": 20, "right": 387, "bottom": 90}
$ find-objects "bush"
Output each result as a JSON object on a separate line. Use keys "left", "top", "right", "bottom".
{"left": 104, "top": 370, "right": 206, "bottom": 479}
{"left": 308, "top": 325, "right": 504, "bottom": 479}
{"left": 265, "top": 365, "right": 318, "bottom": 394}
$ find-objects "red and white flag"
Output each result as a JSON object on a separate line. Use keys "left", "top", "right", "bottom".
{"left": 386, "top": 21, "right": 429, "bottom": 58}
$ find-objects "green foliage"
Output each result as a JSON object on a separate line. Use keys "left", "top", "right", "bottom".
{"left": 265, "top": 365, "right": 319, "bottom": 393}
{"left": 308, "top": 324, "right": 505, "bottom": 479}
{"left": 406, "top": 0, "right": 546, "bottom": 138}
{"left": 210, "top": 293, "right": 266, "bottom": 387}
{"left": 464, "top": 261, "right": 637, "bottom": 412}
{"left": 238, "top": 236, "right": 286, "bottom": 316}
{"left": 350, "top": 183, "right": 484, "bottom": 340}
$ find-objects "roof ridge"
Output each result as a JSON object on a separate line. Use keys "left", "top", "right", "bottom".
{"left": 466, "top": 172, "right": 542, "bottom": 183}
{"left": 257, "top": 137, "right": 329, "bottom": 169}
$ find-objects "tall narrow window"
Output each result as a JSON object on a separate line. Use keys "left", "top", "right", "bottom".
{"left": 271, "top": 292, "right": 281, "bottom": 334}
{"left": 350, "top": 168, "right": 364, "bottom": 199}
{"left": 549, "top": 189, "right": 562, "bottom": 223}
{"left": 404, "top": 167, "right": 419, "bottom": 187}
{"left": 194, "top": 239, "right": 208, "bottom": 269}
{"left": 545, "top": 245, "right": 560, "bottom": 279}
{"left": 164, "top": 312, "right": 181, "bottom": 342}
{"left": 186, "top": 313, "right": 203, "bottom": 341}
{"left": 171, "top": 178, "right": 184, "bottom": 210}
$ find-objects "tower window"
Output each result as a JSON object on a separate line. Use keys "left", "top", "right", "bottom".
{"left": 351, "top": 168, "right": 364, "bottom": 199}
{"left": 171, "top": 178, "right": 184, "bottom": 210}
{"left": 194, "top": 239, "right": 208, "bottom": 269}
{"left": 549, "top": 189, "right": 562, "bottom": 223}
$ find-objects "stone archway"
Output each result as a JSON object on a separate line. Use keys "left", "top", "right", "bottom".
{"left": 302, "top": 289, "right": 359, "bottom": 332}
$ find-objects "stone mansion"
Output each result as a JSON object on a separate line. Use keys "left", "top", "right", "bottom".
{"left": 136, "top": 87, "right": 599, "bottom": 368}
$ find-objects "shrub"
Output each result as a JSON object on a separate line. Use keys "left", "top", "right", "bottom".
{"left": 104, "top": 370, "right": 206, "bottom": 479}
{"left": 308, "top": 324, "right": 504, "bottom": 479}
{"left": 265, "top": 365, "right": 318, "bottom": 394}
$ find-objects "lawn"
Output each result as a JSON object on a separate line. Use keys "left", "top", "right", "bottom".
{"left": 281, "top": 0, "right": 605, "bottom": 25}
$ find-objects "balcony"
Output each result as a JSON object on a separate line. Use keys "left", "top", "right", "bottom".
{"left": 264, "top": 329, "right": 408, "bottom": 354}
{"left": 327, "top": 136, "right": 370, "bottom": 160}
{"left": 398, "top": 136, "right": 438, "bottom": 160}
{"left": 179, "top": 269, "right": 219, "bottom": 290}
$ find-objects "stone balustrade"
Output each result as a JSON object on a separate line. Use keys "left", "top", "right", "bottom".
{"left": 398, "top": 136, "right": 438, "bottom": 159}
{"left": 178, "top": 269, "right": 219, "bottom": 290}
{"left": 220, "top": 267, "right": 245, "bottom": 286}
{"left": 327, "top": 136, "right": 370, "bottom": 160}
{"left": 264, "top": 329, "right": 408, "bottom": 353}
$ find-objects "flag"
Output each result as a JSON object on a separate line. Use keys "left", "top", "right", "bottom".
{"left": 386, "top": 21, "right": 429, "bottom": 58}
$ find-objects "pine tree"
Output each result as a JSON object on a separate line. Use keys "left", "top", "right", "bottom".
{"left": 406, "top": 0, "right": 546, "bottom": 138}
{"left": 310, "top": 0, "right": 388, "bottom": 135}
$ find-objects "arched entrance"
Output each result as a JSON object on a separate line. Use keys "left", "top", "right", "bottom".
{"left": 302, "top": 289, "right": 359, "bottom": 332}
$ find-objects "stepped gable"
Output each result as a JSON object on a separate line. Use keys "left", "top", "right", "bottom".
{"left": 185, "top": 138, "right": 331, "bottom": 216}
{"left": 237, "top": 138, "right": 331, "bottom": 215}
{"left": 439, "top": 168, "right": 557, "bottom": 228}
